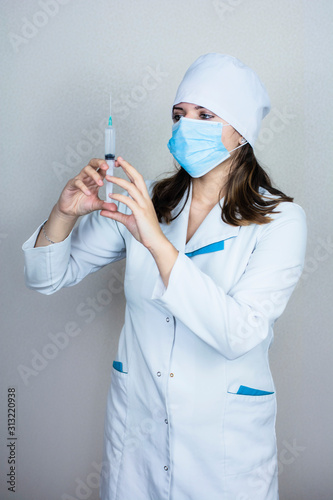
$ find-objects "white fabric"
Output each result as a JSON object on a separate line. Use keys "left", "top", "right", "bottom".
{"left": 173, "top": 53, "right": 271, "bottom": 147}
{"left": 22, "top": 183, "right": 306, "bottom": 500}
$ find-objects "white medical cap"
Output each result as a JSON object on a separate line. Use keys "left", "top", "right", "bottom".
{"left": 172, "top": 53, "right": 271, "bottom": 147}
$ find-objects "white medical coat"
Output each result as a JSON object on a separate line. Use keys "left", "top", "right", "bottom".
{"left": 22, "top": 183, "right": 307, "bottom": 500}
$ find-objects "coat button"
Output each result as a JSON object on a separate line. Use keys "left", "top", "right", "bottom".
{"left": 157, "top": 371, "right": 161, "bottom": 377}
{"left": 166, "top": 317, "right": 170, "bottom": 322}
{"left": 164, "top": 419, "right": 168, "bottom": 424}
{"left": 170, "top": 373, "right": 174, "bottom": 377}
{"left": 164, "top": 466, "right": 169, "bottom": 471}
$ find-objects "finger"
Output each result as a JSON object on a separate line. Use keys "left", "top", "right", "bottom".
{"left": 116, "top": 157, "right": 148, "bottom": 194}
{"left": 100, "top": 201, "right": 118, "bottom": 212}
{"left": 88, "top": 158, "right": 109, "bottom": 171}
{"left": 81, "top": 164, "right": 104, "bottom": 187}
{"left": 108, "top": 192, "right": 137, "bottom": 214}
{"left": 73, "top": 178, "right": 93, "bottom": 196}
{"left": 95, "top": 165, "right": 108, "bottom": 180}
{"left": 100, "top": 208, "right": 130, "bottom": 226}
{"left": 105, "top": 175, "right": 146, "bottom": 207}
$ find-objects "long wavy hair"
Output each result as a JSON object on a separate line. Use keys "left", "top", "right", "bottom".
{"left": 152, "top": 144, "right": 293, "bottom": 226}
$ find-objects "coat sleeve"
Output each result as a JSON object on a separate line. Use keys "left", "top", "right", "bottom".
{"left": 152, "top": 202, "right": 307, "bottom": 359}
{"left": 22, "top": 210, "right": 126, "bottom": 295}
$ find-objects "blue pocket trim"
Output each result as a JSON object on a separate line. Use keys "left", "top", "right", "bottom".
{"left": 113, "top": 361, "right": 128, "bottom": 374}
{"left": 236, "top": 385, "right": 274, "bottom": 396}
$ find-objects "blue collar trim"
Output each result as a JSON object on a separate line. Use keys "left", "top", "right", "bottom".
{"left": 185, "top": 238, "right": 235, "bottom": 258}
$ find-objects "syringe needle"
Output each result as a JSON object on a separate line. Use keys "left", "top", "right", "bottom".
{"left": 108, "top": 93, "right": 112, "bottom": 126}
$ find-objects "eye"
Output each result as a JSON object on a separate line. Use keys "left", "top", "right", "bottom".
{"left": 172, "top": 113, "right": 183, "bottom": 122}
{"left": 200, "top": 113, "right": 214, "bottom": 120}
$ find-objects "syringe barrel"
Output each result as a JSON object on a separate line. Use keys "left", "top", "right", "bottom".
{"left": 105, "top": 126, "right": 115, "bottom": 159}
{"left": 105, "top": 159, "right": 114, "bottom": 201}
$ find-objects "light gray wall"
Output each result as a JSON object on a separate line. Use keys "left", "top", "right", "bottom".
{"left": 1, "top": 0, "right": 332, "bottom": 499}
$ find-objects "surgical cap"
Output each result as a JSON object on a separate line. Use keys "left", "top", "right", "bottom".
{"left": 172, "top": 53, "right": 271, "bottom": 147}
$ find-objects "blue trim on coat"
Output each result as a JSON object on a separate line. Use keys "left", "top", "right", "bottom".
{"left": 185, "top": 237, "right": 237, "bottom": 258}
{"left": 113, "top": 361, "right": 128, "bottom": 374}
{"left": 236, "top": 385, "right": 274, "bottom": 396}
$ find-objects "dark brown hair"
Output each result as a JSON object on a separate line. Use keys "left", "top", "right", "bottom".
{"left": 152, "top": 144, "right": 293, "bottom": 226}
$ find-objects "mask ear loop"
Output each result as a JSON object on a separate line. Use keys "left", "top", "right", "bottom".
{"left": 230, "top": 141, "right": 248, "bottom": 153}
{"left": 221, "top": 124, "right": 248, "bottom": 153}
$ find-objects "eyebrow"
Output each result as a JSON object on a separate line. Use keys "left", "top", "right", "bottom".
{"left": 172, "top": 105, "right": 206, "bottom": 111}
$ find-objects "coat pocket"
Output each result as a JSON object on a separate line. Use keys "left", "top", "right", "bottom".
{"left": 102, "top": 366, "right": 129, "bottom": 500}
{"left": 228, "top": 385, "right": 274, "bottom": 396}
{"left": 223, "top": 391, "right": 276, "bottom": 475}
{"left": 104, "top": 365, "right": 129, "bottom": 451}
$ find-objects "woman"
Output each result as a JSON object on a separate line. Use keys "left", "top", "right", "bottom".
{"left": 23, "top": 53, "right": 307, "bottom": 500}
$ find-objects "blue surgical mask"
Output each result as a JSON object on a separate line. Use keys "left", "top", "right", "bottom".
{"left": 167, "top": 117, "right": 246, "bottom": 178}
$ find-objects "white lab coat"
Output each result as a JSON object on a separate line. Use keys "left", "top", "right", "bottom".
{"left": 22, "top": 182, "right": 307, "bottom": 500}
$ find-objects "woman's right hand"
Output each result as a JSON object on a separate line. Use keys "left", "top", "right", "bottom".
{"left": 56, "top": 158, "right": 113, "bottom": 218}
{"left": 34, "top": 159, "right": 117, "bottom": 247}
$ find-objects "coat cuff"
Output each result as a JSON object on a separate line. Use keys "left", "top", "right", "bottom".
{"left": 22, "top": 221, "right": 72, "bottom": 289}
{"left": 151, "top": 251, "right": 185, "bottom": 302}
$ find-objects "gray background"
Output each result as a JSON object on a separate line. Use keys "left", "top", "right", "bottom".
{"left": 1, "top": 0, "right": 332, "bottom": 499}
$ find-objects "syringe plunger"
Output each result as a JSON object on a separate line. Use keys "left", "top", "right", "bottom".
{"left": 105, "top": 126, "right": 115, "bottom": 201}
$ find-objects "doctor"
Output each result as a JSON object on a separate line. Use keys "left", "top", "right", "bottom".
{"left": 23, "top": 53, "right": 307, "bottom": 500}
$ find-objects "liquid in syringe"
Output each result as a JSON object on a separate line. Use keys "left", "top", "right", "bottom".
{"left": 105, "top": 93, "right": 115, "bottom": 202}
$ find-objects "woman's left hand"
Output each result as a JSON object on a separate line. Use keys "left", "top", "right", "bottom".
{"left": 100, "top": 157, "right": 179, "bottom": 286}
{"left": 100, "top": 157, "right": 166, "bottom": 251}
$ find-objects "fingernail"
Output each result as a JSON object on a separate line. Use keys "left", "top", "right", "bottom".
{"left": 117, "top": 156, "right": 123, "bottom": 161}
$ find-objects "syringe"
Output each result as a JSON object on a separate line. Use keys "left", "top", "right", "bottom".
{"left": 105, "top": 93, "right": 115, "bottom": 202}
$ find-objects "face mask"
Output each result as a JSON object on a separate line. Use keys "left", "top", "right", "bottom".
{"left": 167, "top": 117, "right": 246, "bottom": 178}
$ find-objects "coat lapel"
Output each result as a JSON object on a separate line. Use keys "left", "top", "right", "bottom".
{"left": 160, "top": 184, "right": 192, "bottom": 253}
{"left": 160, "top": 182, "right": 240, "bottom": 256}
{"left": 185, "top": 202, "right": 239, "bottom": 255}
